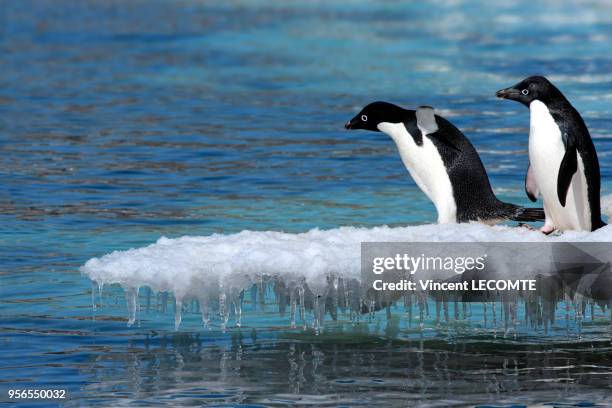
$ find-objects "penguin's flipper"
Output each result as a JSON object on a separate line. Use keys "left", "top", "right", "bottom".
{"left": 557, "top": 143, "right": 578, "bottom": 207}
{"left": 525, "top": 164, "right": 539, "bottom": 202}
{"left": 416, "top": 106, "right": 439, "bottom": 135}
{"left": 403, "top": 121, "right": 423, "bottom": 146}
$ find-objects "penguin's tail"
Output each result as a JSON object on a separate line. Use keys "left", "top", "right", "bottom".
{"left": 593, "top": 219, "right": 607, "bottom": 231}
{"left": 499, "top": 203, "right": 546, "bottom": 222}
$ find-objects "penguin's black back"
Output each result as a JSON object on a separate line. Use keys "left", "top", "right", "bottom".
{"left": 546, "top": 96, "right": 605, "bottom": 230}
{"left": 424, "top": 114, "right": 524, "bottom": 222}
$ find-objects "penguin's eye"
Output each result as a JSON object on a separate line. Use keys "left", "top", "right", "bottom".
{"left": 521, "top": 89, "right": 529, "bottom": 96}
{"left": 361, "top": 115, "right": 368, "bottom": 122}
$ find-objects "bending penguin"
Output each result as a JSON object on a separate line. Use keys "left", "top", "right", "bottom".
{"left": 496, "top": 75, "right": 606, "bottom": 232}
{"left": 345, "top": 102, "right": 545, "bottom": 224}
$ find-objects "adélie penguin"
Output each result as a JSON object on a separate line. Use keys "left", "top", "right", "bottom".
{"left": 345, "top": 102, "right": 545, "bottom": 224}
{"left": 496, "top": 76, "right": 606, "bottom": 233}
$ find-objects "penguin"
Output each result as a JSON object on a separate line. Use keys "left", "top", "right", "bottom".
{"left": 345, "top": 102, "right": 545, "bottom": 224}
{"left": 496, "top": 75, "right": 606, "bottom": 232}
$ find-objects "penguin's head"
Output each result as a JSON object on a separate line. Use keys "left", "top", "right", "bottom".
{"left": 496, "top": 75, "right": 558, "bottom": 106}
{"left": 345, "top": 101, "right": 406, "bottom": 132}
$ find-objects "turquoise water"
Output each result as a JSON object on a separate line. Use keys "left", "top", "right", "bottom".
{"left": 2, "top": 0, "right": 612, "bottom": 406}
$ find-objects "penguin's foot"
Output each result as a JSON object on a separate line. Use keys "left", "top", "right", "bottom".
{"left": 518, "top": 223, "right": 537, "bottom": 231}
{"left": 540, "top": 225, "right": 556, "bottom": 235}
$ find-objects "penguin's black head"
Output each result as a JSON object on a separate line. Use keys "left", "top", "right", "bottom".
{"left": 345, "top": 101, "right": 407, "bottom": 132}
{"left": 496, "top": 75, "right": 561, "bottom": 106}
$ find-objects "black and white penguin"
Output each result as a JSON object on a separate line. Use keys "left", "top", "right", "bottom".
{"left": 496, "top": 76, "right": 606, "bottom": 232}
{"left": 345, "top": 102, "right": 545, "bottom": 224}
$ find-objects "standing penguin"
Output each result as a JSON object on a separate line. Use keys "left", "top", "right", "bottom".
{"left": 345, "top": 102, "right": 545, "bottom": 224}
{"left": 496, "top": 76, "right": 605, "bottom": 232}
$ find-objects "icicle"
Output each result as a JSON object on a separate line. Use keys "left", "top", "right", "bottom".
{"left": 338, "top": 278, "right": 347, "bottom": 313}
{"left": 161, "top": 292, "right": 168, "bottom": 314}
{"left": 483, "top": 302, "right": 488, "bottom": 328}
{"left": 250, "top": 284, "right": 257, "bottom": 311}
{"left": 93, "top": 260, "right": 612, "bottom": 335}
{"left": 174, "top": 299, "right": 182, "bottom": 331}
{"left": 512, "top": 299, "right": 518, "bottom": 329}
{"left": 330, "top": 276, "right": 339, "bottom": 321}
{"left": 404, "top": 291, "right": 413, "bottom": 328}
{"left": 137, "top": 293, "right": 141, "bottom": 327}
{"left": 312, "top": 294, "right": 326, "bottom": 333}
{"left": 233, "top": 292, "right": 242, "bottom": 327}
{"left": 453, "top": 299, "right": 459, "bottom": 321}
{"left": 347, "top": 280, "right": 359, "bottom": 323}
{"left": 298, "top": 284, "right": 306, "bottom": 330}
{"left": 145, "top": 287, "right": 152, "bottom": 313}
{"left": 290, "top": 287, "right": 297, "bottom": 329}
{"left": 125, "top": 286, "right": 139, "bottom": 327}
{"left": 502, "top": 300, "right": 509, "bottom": 331}
{"left": 525, "top": 300, "right": 538, "bottom": 329}
{"left": 198, "top": 294, "right": 210, "bottom": 327}
{"left": 312, "top": 295, "right": 319, "bottom": 331}
{"left": 97, "top": 282, "right": 104, "bottom": 308}
{"left": 575, "top": 298, "right": 583, "bottom": 338}
{"left": 257, "top": 276, "right": 265, "bottom": 311}
{"left": 274, "top": 279, "right": 287, "bottom": 316}
{"left": 489, "top": 299, "right": 497, "bottom": 337}
{"left": 368, "top": 299, "right": 375, "bottom": 321}
{"left": 443, "top": 298, "right": 449, "bottom": 322}
{"left": 418, "top": 293, "right": 425, "bottom": 331}
{"left": 491, "top": 301, "right": 497, "bottom": 328}
{"left": 317, "top": 294, "right": 326, "bottom": 332}
{"left": 219, "top": 292, "right": 227, "bottom": 332}
{"left": 564, "top": 292, "right": 571, "bottom": 334}
{"left": 91, "top": 281, "right": 97, "bottom": 312}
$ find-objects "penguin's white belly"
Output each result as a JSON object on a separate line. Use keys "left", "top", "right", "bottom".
{"left": 529, "top": 101, "right": 591, "bottom": 231}
{"left": 378, "top": 122, "right": 457, "bottom": 223}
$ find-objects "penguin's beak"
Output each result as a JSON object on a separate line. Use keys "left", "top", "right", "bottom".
{"left": 344, "top": 120, "right": 353, "bottom": 129}
{"left": 496, "top": 87, "right": 520, "bottom": 100}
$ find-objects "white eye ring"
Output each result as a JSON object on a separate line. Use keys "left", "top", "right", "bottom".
{"left": 521, "top": 89, "right": 529, "bottom": 95}
{"left": 361, "top": 114, "right": 368, "bottom": 121}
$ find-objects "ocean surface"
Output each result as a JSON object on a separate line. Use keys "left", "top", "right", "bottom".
{"left": 1, "top": 0, "right": 612, "bottom": 406}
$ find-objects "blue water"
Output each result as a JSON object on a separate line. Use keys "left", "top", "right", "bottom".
{"left": 2, "top": 0, "right": 612, "bottom": 406}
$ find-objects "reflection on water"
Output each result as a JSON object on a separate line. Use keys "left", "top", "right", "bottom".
{"left": 75, "top": 331, "right": 612, "bottom": 407}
